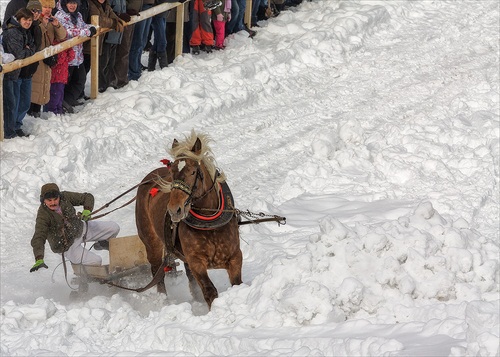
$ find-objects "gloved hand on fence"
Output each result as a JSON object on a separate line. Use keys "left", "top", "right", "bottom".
{"left": 126, "top": 9, "right": 139, "bottom": 16}
{"left": 216, "top": 13, "right": 224, "bottom": 22}
{"left": 118, "top": 13, "right": 131, "bottom": 22}
{"left": 30, "top": 259, "right": 48, "bottom": 272}
{"left": 42, "top": 54, "right": 58, "bottom": 67}
{"left": 88, "top": 26, "right": 97, "bottom": 37}
{"left": 81, "top": 209, "right": 92, "bottom": 221}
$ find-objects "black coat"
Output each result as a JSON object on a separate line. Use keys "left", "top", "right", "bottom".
{"left": 2, "top": 16, "right": 36, "bottom": 80}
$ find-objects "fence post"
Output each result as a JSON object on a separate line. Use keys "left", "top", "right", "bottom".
{"left": 90, "top": 15, "right": 100, "bottom": 99}
{"left": 245, "top": 0, "right": 253, "bottom": 28}
{"left": 175, "top": 2, "right": 185, "bottom": 58}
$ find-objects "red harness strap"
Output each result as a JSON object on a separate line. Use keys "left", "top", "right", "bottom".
{"left": 189, "top": 183, "right": 224, "bottom": 221}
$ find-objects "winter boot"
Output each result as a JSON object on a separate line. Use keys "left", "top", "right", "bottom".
{"left": 201, "top": 44, "right": 213, "bottom": 53}
{"left": 148, "top": 50, "right": 158, "bottom": 71}
{"left": 157, "top": 52, "right": 168, "bottom": 69}
{"left": 191, "top": 45, "right": 201, "bottom": 55}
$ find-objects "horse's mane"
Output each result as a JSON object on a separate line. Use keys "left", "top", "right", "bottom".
{"left": 157, "top": 131, "right": 226, "bottom": 193}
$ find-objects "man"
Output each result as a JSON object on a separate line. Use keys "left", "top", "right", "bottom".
{"left": 30, "top": 183, "right": 120, "bottom": 272}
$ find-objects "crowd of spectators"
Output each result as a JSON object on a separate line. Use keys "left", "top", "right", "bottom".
{"left": 1, "top": 0, "right": 306, "bottom": 139}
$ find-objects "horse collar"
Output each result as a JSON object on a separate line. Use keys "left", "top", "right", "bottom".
{"left": 183, "top": 182, "right": 235, "bottom": 230}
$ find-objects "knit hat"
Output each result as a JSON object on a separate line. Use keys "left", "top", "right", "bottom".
{"left": 26, "top": 0, "right": 42, "bottom": 12}
{"left": 40, "top": 0, "right": 56, "bottom": 8}
{"left": 40, "top": 183, "right": 60, "bottom": 202}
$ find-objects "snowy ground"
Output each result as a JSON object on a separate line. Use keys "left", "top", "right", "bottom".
{"left": 1, "top": 1, "right": 499, "bottom": 356}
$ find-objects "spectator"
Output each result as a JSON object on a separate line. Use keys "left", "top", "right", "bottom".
{"left": 54, "top": 0, "right": 96, "bottom": 113}
{"left": 11, "top": 0, "right": 42, "bottom": 133}
{"left": 225, "top": 0, "right": 254, "bottom": 38}
{"left": 224, "top": 0, "right": 238, "bottom": 36}
{"left": 108, "top": 1, "right": 138, "bottom": 89}
{"left": 44, "top": 40, "right": 75, "bottom": 114}
{"left": 189, "top": 0, "right": 213, "bottom": 55}
{"left": 128, "top": 0, "right": 153, "bottom": 81}
{"left": 146, "top": 4, "right": 167, "bottom": 71}
{"left": 99, "top": 0, "right": 130, "bottom": 91}
{"left": 251, "top": 0, "right": 263, "bottom": 27}
{"left": 0, "top": 27, "right": 16, "bottom": 64}
{"left": 212, "top": 0, "right": 230, "bottom": 50}
{"left": 86, "top": 0, "right": 126, "bottom": 93}
{"left": 165, "top": 1, "right": 190, "bottom": 65}
{"left": 2, "top": 8, "right": 36, "bottom": 139}
{"left": 29, "top": 0, "right": 67, "bottom": 118}
{"left": 2, "top": 0, "right": 29, "bottom": 31}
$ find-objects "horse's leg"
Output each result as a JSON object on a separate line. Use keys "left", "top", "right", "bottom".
{"left": 147, "top": 248, "right": 167, "bottom": 294}
{"left": 227, "top": 249, "right": 243, "bottom": 286}
{"left": 184, "top": 262, "right": 204, "bottom": 303}
{"left": 187, "top": 259, "right": 218, "bottom": 309}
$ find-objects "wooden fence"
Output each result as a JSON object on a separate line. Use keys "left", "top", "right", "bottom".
{"left": 0, "top": 0, "right": 254, "bottom": 141}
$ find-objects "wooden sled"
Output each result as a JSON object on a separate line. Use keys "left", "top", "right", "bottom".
{"left": 70, "top": 235, "right": 151, "bottom": 296}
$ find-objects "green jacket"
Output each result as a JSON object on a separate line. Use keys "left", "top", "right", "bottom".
{"left": 31, "top": 191, "right": 94, "bottom": 260}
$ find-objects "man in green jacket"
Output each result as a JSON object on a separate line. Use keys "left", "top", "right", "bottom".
{"left": 30, "top": 183, "right": 120, "bottom": 272}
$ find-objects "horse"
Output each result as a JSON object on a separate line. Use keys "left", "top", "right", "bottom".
{"left": 135, "top": 132, "right": 243, "bottom": 309}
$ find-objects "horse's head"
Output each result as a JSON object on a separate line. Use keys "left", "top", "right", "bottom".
{"left": 167, "top": 137, "right": 204, "bottom": 222}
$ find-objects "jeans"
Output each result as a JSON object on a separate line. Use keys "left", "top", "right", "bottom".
{"left": 16, "top": 77, "right": 32, "bottom": 130}
{"left": 151, "top": 15, "right": 167, "bottom": 53}
{"left": 251, "top": 0, "right": 263, "bottom": 25}
{"left": 225, "top": 0, "right": 239, "bottom": 35}
{"left": 232, "top": 0, "right": 246, "bottom": 32}
{"left": 128, "top": 4, "right": 153, "bottom": 81}
{"left": 3, "top": 79, "right": 20, "bottom": 138}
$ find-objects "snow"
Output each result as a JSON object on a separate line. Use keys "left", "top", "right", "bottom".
{"left": 1, "top": 0, "right": 499, "bottom": 356}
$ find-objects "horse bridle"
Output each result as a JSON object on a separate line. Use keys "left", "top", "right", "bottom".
{"left": 170, "top": 158, "right": 218, "bottom": 208}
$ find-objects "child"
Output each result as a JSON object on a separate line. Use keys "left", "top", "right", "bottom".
{"left": 212, "top": 0, "right": 231, "bottom": 50}
{"left": 45, "top": 41, "right": 75, "bottom": 114}
{"left": 54, "top": 0, "right": 97, "bottom": 113}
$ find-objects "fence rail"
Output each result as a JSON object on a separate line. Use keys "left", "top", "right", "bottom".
{"left": 1, "top": 0, "right": 254, "bottom": 141}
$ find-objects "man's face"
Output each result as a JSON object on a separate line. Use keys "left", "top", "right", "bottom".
{"left": 44, "top": 197, "right": 60, "bottom": 211}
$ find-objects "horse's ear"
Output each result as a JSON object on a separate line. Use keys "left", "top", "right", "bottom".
{"left": 172, "top": 139, "right": 179, "bottom": 149}
{"left": 191, "top": 138, "right": 202, "bottom": 155}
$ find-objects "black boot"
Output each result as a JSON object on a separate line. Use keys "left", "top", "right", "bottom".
{"left": 157, "top": 52, "right": 168, "bottom": 69}
{"left": 148, "top": 50, "right": 158, "bottom": 71}
{"left": 93, "top": 240, "right": 109, "bottom": 251}
{"left": 191, "top": 45, "right": 200, "bottom": 55}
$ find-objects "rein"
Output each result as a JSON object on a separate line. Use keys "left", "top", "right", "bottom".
{"left": 89, "top": 175, "right": 168, "bottom": 220}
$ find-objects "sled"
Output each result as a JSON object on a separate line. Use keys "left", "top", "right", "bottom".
{"left": 70, "top": 235, "right": 151, "bottom": 296}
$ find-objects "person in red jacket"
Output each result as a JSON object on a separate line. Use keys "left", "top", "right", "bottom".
{"left": 190, "top": 0, "right": 214, "bottom": 54}
{"left": 45, "top": 41, "right": 75, "bottom": 114}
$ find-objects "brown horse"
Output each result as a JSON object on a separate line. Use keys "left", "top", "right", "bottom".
{"left": 135, "top": 132, "right": 243, "bottom": 309}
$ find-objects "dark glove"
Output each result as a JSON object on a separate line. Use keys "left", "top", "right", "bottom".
{"left": 89, "top": 26, "right": 97, "bottom": 37}
{"left": 42, "top": 54, "right": 58, "bottom": 67}
{"left": 118, "top": 13, "right": 131, "bottom": 22}
{"left": 126, "top": 9, "right": 139, "bottom": 16}
{"left": 30, "top": 259, "right": 48, "bottom": 272}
